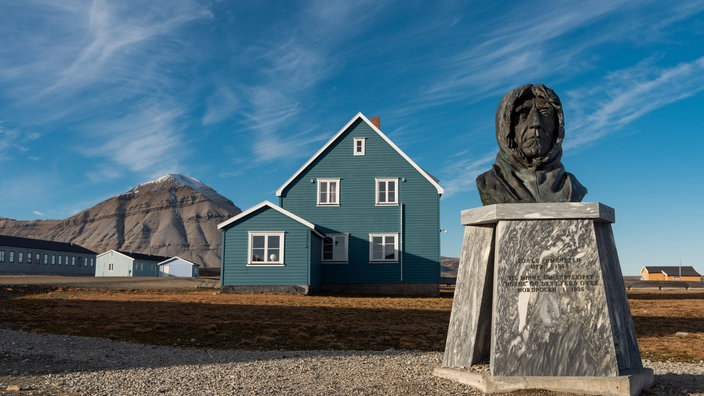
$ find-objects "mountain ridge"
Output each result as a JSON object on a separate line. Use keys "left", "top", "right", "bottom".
{"left": 0, "top": 174, "right": 241, "bottom": 270}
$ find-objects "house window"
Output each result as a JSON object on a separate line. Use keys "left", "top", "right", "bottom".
{"left": 36, "top": 253, "right": 40, "bottom": 264}
{"left": 44, "top": 254, "right": 48, "bottom": 264}
{"left": 369, "top": 233, "right": 398, "bottom": 262}
{"left": 27, "top": 253, "right": 31, "bottom": 264}
{"left": 317, "top": 179, "right": 340, "bottom": 206}
{"left": 58, "top": 255, "right": 62, "bottom": 265}
{"left": 353, "top": 138, "right": 366, "bottom": 156}
{"left": 0, "top": 250, "right": 4, "bottom": 262}
{"left": 376, "top": 178, "right": 398, "bottom": 205}
{"left": 90, "top": 258, "right": 94, "bottom": 267}
{"left": 9, "top": 251, "right": 14, "bottom": 263}
{"left": 18, "top": 252, "right": 23, "bottom": 263}
{"left": 65, "top": 255, "right": 69, "bottom": 266}
{"left": 109, "top": 263, "right": 114, "bottom": 271}
{"left": 323, "top": 233, "right": 348, "bottom": 263}
{"left": 249, "top": 232, "right": 285, "bottom": 265}
{"left": 51, "top": 255, "right": 56, "bottom": 265}
{"left": 71, "top": 257, "right": 76, "bottom": 266}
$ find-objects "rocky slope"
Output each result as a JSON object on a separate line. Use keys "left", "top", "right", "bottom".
{"left": 0, "top": 174, "right": 241, "bottom": 270}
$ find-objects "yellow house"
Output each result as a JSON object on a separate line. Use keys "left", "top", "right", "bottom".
{"left": 641, "top": 266, "right": 702, "bottom": 282}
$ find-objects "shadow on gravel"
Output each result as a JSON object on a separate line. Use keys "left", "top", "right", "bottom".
{"left": 647, "top": 373, "right": 704, "bottom": 395}
{"left": 0, "top": 331, "right": 431, "bottom": 376}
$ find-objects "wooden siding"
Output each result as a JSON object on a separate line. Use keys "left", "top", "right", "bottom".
{"left": 95, "top": 251, "right": 134, "bottom": 277}
{"left": 310, "top": 233, "right": 322, "bottom": 287}
{"left": 221, "top": 206, "right": 319, "bottom": 287}
{"left": 0, "top": 245, "right": 94, "bottom": 276}
{"left": 280, "top": 118, "right": 440, "bottom": 284}
{"left": 132, "top": 259, "right": 160, "bottom": 276}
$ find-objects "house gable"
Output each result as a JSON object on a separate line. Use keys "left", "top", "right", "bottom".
{"left": 276, "top": 112, "right": 443, "bottom": 197}
{"left": 219, "top": 201, "right": 322, "bottom": 289}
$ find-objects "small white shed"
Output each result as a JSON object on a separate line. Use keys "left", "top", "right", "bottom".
{"left": 158, "top": 256, "right": 200, "bottom": 277}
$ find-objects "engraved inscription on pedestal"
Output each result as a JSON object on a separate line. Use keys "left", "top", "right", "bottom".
{"left": 491, "top": 219, "right": 618, "bottom": 377}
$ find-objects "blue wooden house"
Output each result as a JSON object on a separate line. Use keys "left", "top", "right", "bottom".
{"left": 218, "top": 113, "right": 443, "bottom": 295}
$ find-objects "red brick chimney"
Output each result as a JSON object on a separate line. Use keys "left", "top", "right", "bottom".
{"left": 371, "top": 116, "right": 380, "bottom": 129}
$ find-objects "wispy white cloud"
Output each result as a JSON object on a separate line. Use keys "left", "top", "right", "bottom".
{"left": 236, "top": 0, "right": 390, "bottom": 163}
{"left": 439, "top": 152, "right": 496, "bottom": 198}
{"left": 0, "top": 123, "right": 40, "bottom": 161}
{"left": 565, "top": 56, "right": 704, "bottom": 148}
{"left": 416, "top": 2, "right": 627, "bottom": 108}
{"left": 0, "top": 0, "right": 211, "bottom": 182}
{"left": 202, "top": 86, "right": 240, "bottom": 126}
{"left": 85, "top": 164, "right": 124, "bottom": 184}
{"left": 80, "top": 101, "right": 184, "bottom": 176}
{"left": 1, "top": 1, "right": 211, "bottom": 104}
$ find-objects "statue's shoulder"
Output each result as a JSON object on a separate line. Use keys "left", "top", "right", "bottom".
{"left": 476, "top": 166, "right": 511, "bottom": 205}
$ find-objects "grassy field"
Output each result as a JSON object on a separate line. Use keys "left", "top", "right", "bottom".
{"left": 0, "top": 286, "right": 702, "bottom": 363}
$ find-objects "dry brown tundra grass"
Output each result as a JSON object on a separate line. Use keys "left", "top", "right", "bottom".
{"left": 0, "top": 286, "right": 702, "bottom": 362}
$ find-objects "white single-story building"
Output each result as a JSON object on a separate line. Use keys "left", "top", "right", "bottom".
{"left": 95, "top": 250, "right": 169, "bottom": 277}
{"left": 158, "top": 256, "right": 200, "bottom": 277}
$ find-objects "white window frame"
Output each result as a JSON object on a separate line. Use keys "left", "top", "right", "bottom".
{"left": 248, "top": 232, "right": 285, "bottom": 266}
{"left": 317, "top": 178, "right": 340, "bottom": 206}
{"left": 322, "top": 233, "right": 349, "bottom": 263}
{"left": 353, "top": 138, "right": 366, "bottom": 156}
{"left": 369, "top": 233, "right": 399, "bottom": 262}
{"left": 375, "top": 178, "right": 398, "bottom": 205}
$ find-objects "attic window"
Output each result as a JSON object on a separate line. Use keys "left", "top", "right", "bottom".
{"left": 354, "top": 138, "right": 366, "bottom": 156}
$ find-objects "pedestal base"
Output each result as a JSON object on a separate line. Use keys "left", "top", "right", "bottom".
{"left": 433, "top": 367, "right": 654, "bottom": 396}
{"left": 440, "top": 203, "right": 648, "bottom": 393}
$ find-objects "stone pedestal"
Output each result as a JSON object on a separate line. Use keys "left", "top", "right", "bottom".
{"left": 436, "top": 203, "right": 653, "bottom": 395}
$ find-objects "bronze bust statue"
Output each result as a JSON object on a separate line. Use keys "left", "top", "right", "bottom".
{"left": 476, "top": 84, "right": 587, "bottom": 205}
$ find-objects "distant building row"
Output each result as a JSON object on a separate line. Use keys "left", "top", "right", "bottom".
{"left": 0, "top": 235, "right": 199, "bottom": 277}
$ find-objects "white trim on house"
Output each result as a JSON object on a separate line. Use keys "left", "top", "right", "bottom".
{"left": 97, "top": 249, "right": 131, "bottom": 261}
{"left": 353, "top": 137, "right": 366, "bottom": 156}
{"left": 158, "top": 256, "right": 199, "bottom": 268}
{"left": 247, "top": 231, "right": 285, "bottom": 266}
{"left": 369, "top": 233, "right": 399, "bottom": 262}
{"left": 317, "top": 178, "right": 340, "bottom": 206}
{"left": 322, "top": 233, "right": 349, "bottom": 263}
{"left": 375, "top": 178, "right": 399, "bottom": 206}
{"left": 275, "top": 112, "right": 444, "bottom": 197}
{"left": 217, "top": 200, "right": 324, "bottom": 238}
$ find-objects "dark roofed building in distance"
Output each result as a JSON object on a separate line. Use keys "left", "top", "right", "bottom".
{"left": 95, "top": 250, "right": 170, "bottom": 277}
{"left": 641, "top": 266, "right": 702, "bottom": 282}
{"left": 0, "top": 235, "right": 96, "bottom": 276}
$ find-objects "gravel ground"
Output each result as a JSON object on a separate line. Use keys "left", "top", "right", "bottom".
{"left": 0, "top": 329, "right": 702, "bottom": 396}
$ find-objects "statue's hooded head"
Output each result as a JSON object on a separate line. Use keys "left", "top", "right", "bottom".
{"left": 495, "top": 84, "right": 565, "bottom": 169}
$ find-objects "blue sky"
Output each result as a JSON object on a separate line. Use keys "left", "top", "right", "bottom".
{"left": 1, "top": 1, "right": 703, "bottom": 276}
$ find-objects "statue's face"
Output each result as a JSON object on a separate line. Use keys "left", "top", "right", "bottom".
{"left": 513, "top": 96, "right": 555, "bottom": 158}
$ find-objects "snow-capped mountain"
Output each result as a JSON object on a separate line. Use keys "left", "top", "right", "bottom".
{"left": 0, "top": 174, "right": 241, "bottom": 271}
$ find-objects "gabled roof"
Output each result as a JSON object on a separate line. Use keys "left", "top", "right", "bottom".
{"left": 158, "top": 256, "right": 200, "bottom": 267}
{"left": 642, "top": 266, "right": 701, "bottom": 277}
{"left": 97, "top": 249, "right": 170, "bottom": 263}
{"left": 217, "top": 200, "right": 325, "bottom": 238}
{"left": 275, "top": 112, "right": 444, "bottom": 197}
{"left": 0, "top": 234, "right": 95, "bottom": 254}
